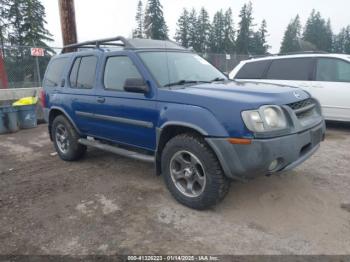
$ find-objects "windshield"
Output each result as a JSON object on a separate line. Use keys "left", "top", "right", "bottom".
{"left": 138, "top": 52, "right": 227, "bottom": 87}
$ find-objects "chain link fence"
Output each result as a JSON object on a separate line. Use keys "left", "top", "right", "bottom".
{"left": 201, "top": 53, "right": 252, "bottom": 74}
{"left": 0, "top": 45, "right": 253, "bottom": 89}
{"left": 1, "top": 46, "right": 62, "bottom": 89}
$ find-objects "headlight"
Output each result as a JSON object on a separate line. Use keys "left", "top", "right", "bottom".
{"left": 242, "top": 105, "right": 287, "bottom": 133}
{"left": 263, "top": 107, "right": 287, "bottom": 129}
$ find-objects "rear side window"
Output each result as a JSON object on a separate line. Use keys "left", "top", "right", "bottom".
{"left": 69, "top": 57, "right": 80, "bottom": 87}
{"left": 266, "top": 58, "right": 313, "bottom": 81}
{"left": 235, "top": 60, "right": 270, "bottom": 79}
{"left": 69, "top": 56, "right": 97, "bottom": 89}
{"left": 316, "top": 58, "right": 350, "bottom": 82}
{"left": 44, "top": 58, "right": 69, "bottom": 87}
{"left": 104, "top": 56, "right": 142, "bottom": 91}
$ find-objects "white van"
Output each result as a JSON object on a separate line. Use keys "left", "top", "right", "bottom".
{"left": 230, "top": 53, "right": 350, "bottom": 122}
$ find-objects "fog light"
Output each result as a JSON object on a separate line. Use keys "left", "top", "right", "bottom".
{"left": 268, "top": 159, "right": 279, "bottom": 171}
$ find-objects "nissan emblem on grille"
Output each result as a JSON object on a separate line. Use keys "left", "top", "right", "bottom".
{"left": 293, "top": 91, "right": 302, "bottom": 99}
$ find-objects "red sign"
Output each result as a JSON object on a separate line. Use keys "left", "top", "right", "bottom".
{"left": 31, "top": 48, "right": 45, "bottom": 57}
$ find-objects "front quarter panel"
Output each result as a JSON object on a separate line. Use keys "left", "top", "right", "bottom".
{"left": 157, "top": 103, "right": 229, "bottom": 137}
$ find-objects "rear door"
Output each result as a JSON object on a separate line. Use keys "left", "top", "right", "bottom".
{"left": 310, "top": 57, "right": 350, "bottom": 121}
{"left": 63, "top": 53, "right": 100, "bottom": 133}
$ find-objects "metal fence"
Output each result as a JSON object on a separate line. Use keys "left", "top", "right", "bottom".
{"left": 201, "top": 53, "right": 251, "bottom": 74}
{"left": 0, "top": 45, "right": 251, "bottom": 89}
{"left": 1, "top": 46, "right": 62, "bottom": 89}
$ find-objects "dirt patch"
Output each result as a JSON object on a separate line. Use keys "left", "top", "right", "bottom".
{"left": 0, "top": 124, "right": 350, "bottom": 255}
{"left": 341, "top": 203, "right": 350, "bottom": 213}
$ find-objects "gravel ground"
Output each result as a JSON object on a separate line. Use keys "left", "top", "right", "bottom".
{"left": 0, "top": 123, "right": 349, "bottom": 255}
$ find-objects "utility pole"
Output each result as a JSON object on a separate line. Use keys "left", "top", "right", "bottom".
{"left": 58, "top": 0, "right": 78, "bottom": 52}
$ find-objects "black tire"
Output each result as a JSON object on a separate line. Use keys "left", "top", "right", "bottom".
{"left": 51, "top": 115, "right": 86, "bottom": 161}
{"left": 161, "top": 133, "right": 230, "bottom": 210}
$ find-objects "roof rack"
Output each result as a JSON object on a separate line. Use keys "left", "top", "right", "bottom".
{"left": 62, "top": 36, "right": 134, "bottom": 53}
{"left": 278, "top": 51, "right": 329, "bottom": 56}
{"left": 249, "top": 53, "right": 275, "bottom": 59}
{"left": 61, "top": 36, "right": 186, "bottom": 54}
{"left": 248, "top": 50, "right": 329, "bottom": 60}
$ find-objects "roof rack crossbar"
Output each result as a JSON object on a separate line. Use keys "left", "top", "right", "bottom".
{"left": 278, "top": 51, "right": 329, "bottom": 56}
{"left": 62, "top": 36, "right": 133, "bottom": 53}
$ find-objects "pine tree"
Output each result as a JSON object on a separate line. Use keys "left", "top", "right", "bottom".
{"left": 6, "top": 0, "right": 53, "bottom": 87}
{"left": 188, "top": 8, "right": 199, "bottom": 51}
{"left": 280, "top": 15, "right": 302, "bottom": 53}
{"left": 333, "top": 26, "right": 350, "bottom": 54}
{"left": 7, "top": 0, "right": 52, "bottom": 47}
{"left": 22, "top": 0, "right": 53, "bottom": 47}
{"left": 223, "top": 8, "right": 235, "bottom": 53}
{"left": 196, "top": 7, "right": 211, "bottom": 53}
{"left": 144, "top": 0, "right": 168, "bottom": 40}
{"left": 325, "top": 19, "right": 333, "bottom": 52}
{"left": 7, "top": 0, "right": 24, "bottom": 46}
{"left": 175, "top": 8, "right": 190, "bottom": 48}
{"left": 344, "top": 27, "right": 350, "bottom": 54}
{"left": 250, "top": 19, "right": 269, "bottom": 55}
{"left": 0, "top": 0, "right": 10, "bottom": 54}
{"left": 209, "top": 10, "right": 225, "bottom": 53}
{"left": 133, "top": 0, "right": 144, "bottom": 38}
{"left": 303, "top": 9, "right": 333, "bottom": 52}
{"left": 236, "top": 2, "right": 254, "bottom": 54}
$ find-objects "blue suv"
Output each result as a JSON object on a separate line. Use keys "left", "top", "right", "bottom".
{"left": 42, "top": 37, "right": 325, "bottom": 209}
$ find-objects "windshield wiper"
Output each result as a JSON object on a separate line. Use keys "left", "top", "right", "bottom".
{"left": 164, "top": 80, "right": 208, "bottom": 87}
{"left": 210, "top": 77, "right": 228, "bottom": 82}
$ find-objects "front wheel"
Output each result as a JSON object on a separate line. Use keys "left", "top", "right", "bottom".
{"left": 161, "top": 134, "right": 230, "bottom": 210}
{"left": 52, "top": 115, "right": 86, "bottom": 161}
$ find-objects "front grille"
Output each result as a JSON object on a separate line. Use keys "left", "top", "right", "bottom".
{"left": 287, "top": 98, "right": 318, "bottom": 123}
{"left": 288, "top": 98, "right": 314, "bottom": 111}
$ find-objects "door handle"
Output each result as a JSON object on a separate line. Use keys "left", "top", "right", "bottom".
{"left": 298, "top": 83, "right": 310, "bottom": 88}
{"left": 97, "top": 97, "right": 106, "bottom": 103}
{"left": 60, "top": 79, "right": 66, "bottom": 87}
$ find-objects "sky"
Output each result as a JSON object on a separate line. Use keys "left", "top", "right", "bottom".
{"left": 41, "top": 0, "right": 350, "bottom": 53}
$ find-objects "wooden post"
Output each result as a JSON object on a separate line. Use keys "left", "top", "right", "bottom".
{"left": 58, "top": 0, "right": 77, "bottom": 52}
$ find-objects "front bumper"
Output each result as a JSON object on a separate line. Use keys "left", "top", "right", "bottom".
{"left": 206, "top": 120, "right": 326, "bottom": 181}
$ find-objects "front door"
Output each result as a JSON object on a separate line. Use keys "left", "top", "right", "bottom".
{"left": 90, "top": 53, "right": 158, "bottom": 151}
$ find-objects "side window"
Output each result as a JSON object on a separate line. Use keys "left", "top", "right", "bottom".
{"left": 104, "top": 56, "right": 142, "bottom": 91}
{"left": 69, "top": 57, "right": 81, "bottom": 87}
{"left": 316, "top": 58, "right": 350, "bottom": 82}
{"left": 235, "top": 60, "right": 270, "bottom": 79}
{"left": 44, "top": 58, "right": 69, "bottom": 87}
{"left": 69, "top": 56, "right": 97, "bottom": 89}
{"left": 266, "top": 58, "right": 313, "bottom": 81}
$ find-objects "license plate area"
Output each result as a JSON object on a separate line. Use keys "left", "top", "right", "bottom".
{"left": 311, "top": 126, "right": 323, "bottom": 145}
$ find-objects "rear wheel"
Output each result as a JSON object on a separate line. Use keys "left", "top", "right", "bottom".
{"left": 162, "top": 133, "right": 230, "bottom": 210}
{"left": 52, "top": 115, "right": 86, "bottom": 161}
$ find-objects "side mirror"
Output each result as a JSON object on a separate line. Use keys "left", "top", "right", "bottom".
{"left": 124, "top": 78, "right": 149, "bottom": 93}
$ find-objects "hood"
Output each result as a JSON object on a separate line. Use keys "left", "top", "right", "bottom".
{"left": 158, "top": 80, "right": 310, "bottom": 110}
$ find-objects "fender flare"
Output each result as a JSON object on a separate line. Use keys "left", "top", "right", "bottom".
{"left": 48, "top": 106, "right": 82, "bottom": 136}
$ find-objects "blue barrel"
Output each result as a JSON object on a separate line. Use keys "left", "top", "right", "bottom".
{"left": 16, "top": 105, "right": 37, "bottom": 129}
{"left": 0, "top": 106, "right": 19, "bottom": 133}
{"left": 0, "top": 109, "right": 7, "bottom": 134}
